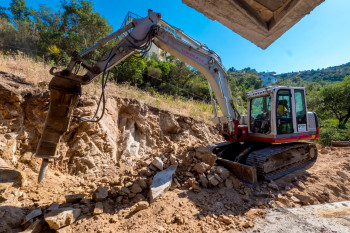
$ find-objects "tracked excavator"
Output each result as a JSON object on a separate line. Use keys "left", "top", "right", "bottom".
{"left": 36, "top": 10, "right": 319, "bottom": 186}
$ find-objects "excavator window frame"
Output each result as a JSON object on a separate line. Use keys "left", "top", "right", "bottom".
{"left": 276, "top": 89, "right": 294, "bottom": 134}
{"left": 249, "top": 95, "right": 271, "bottom": 134}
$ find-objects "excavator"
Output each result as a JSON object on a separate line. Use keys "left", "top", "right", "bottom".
{"left": 36, "top": 10, "right": 319, "bottom": 186}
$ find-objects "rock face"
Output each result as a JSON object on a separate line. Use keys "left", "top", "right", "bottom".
{"left": 150, "top": 164, "right": 178, "bottom": 202}
{"left": 44, "top": 208, "right": 81, "bottom": 230}
{"left": 0, "top": 72, "right": 222, "bottom": 181}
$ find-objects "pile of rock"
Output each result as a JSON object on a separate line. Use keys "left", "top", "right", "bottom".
{"left": 175, "top": 146, "right": 240, "bottom": 192}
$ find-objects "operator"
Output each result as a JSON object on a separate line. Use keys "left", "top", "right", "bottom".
{"left": 277, "top": 100, "right": 288, "bottom": 117}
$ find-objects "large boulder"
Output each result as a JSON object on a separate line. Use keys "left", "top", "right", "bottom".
{"left": 150, "top": 164, "right": 177, "bottom": 202}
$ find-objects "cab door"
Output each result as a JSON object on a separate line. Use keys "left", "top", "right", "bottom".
{"left": 276, "top": 89, "right": 293, "bottom": 134}
{"left": 293, "top": 89, "right": 308, "bottom": 132}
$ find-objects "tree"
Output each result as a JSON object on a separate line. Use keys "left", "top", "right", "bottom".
{"left": 59, "top": 0, "right": 112, "bottom": 60}
{"left": 0, "top": 6, "right": 9, "bottom": 21}
{"left": 112, "top": 56, "right": 146, "bottom": 86}
{"left": 9, "top": 0, "right": 31, "bottom": 22}
{"left": 319, "top": 76, "right": 350, "bottom": 127}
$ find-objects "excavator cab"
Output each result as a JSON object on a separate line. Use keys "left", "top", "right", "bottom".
{"left": 217, "top": 86, "right": 320, "bottom": 186}
{"left": 247, "top": 86, "right": 319, "bottom": 143}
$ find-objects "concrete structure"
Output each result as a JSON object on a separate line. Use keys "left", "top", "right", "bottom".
{"left": 182, "top": 0, "right": 324, "bottom": 49}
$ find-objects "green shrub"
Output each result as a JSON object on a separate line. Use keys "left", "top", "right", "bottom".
{"left": 318, "top": 119, "right": 350, "bottom": 146}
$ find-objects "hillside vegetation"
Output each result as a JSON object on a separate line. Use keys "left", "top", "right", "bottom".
{"left": 1, "top": 0, "right": 349, "bottom": 145}
{"left": 276, "top": 62, "right": 350, "bottom": 82}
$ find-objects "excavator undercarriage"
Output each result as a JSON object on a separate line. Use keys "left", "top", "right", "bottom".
{"left": 213, "top": 141, "right": 318, "bottom": 186}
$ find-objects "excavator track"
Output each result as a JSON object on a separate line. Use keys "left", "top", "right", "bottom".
{"left": 246, "top": 142, "right": 317, "bottom": 180}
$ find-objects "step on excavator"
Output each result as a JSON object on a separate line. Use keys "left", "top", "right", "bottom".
{"left": 36, "top": 10, "right": 319, "bottom": 186}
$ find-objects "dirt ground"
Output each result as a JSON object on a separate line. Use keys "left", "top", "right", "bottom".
{"left": 0, "top": 71, "right": 349, "bottom": 233}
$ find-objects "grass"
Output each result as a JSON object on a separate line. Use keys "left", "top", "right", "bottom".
{"left": 0, "top": 53, "right": 215, "bottom": 123}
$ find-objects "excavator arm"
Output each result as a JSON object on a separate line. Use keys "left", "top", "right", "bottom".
{"left": 36, "top": 10, "right": 241, "bottom": 182}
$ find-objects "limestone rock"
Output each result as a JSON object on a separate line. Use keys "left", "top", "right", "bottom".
{"left": 139, "top": 167, "right": 152, "bottom": 176}
{"left": 93, "top": 186, "right": 108, "bottom": 202}
{"left": 219, "top": 215, "right": 232, "bottom": 225}
{"left": 65, "top": 194, "right": 83, "bottom": 203}
{"left": 119, "top": 187, "right": 130, "bottom": 195}
{"left": 134, "top": 201, "right": 149, "bottom": 212}
{"left": 225, "top": 179, "right": 233, "bottom": 189}
{"left": 159, "top": 113, "right": 181, "bottom": 134}
{"left": 132, "top": 194, "right": 146, "bottom": 203}
{"left": 207, "top": 174, "right": 219, "bottom": 186}
{"left": 169, "top": 154, "right": 177, "bottom": 164}
{"left": 193, "top": 162, "right": 210, "bottom": 174}
{"left": 214, "top": 173, "right": 223, "bottom": 183}
{"left": 294, "top": 194, "right": 313, "bottom": 205}
{"left": 290, "top": 196, "right": 301, "bottom": 203}
{"left": 23, "top": 208, "right": 42, "bottom": 223}
{"left": 268, "top": 182, "right": 279, "bottom": 191}
{"left": 195, "top": 146, "right": 217, "bottom": 166}
{"left": 216, "top": 166, "right": 230, "bottom": 180}
{"left": 230, "top": 176, "right": 242, "bottom": 190}
{"left": 337, "top": 170, "right": 348, "bottom": 180}
{"left": 151, "top": 157, "right": 164, "bottom": 170}
{"left": 93, "top": 202, "right": 104, "bottom": 215}
{"left": 48, "top": 203, "right": 60, "bottom": 210}
{"left": 130, "top": 182, "right": 142, "bottom": 194}
{"left": 136, "top": 179, "right": 148, "bottom": 189}
{"left": 295, "top": 181, "right": 306, "bottom": 190}
{"left": 21, "top": 219, "right": 42, "bottom": 233}
{"left": 56, "top": 226, "right": 71, "bottom": 233}
{"left": 150, "top": 164, "right": 177, "bottom": 202}
{"left": 199, "top": 174, "right": 209, "bottom": 188}
{"left": 320, "top": 148, "right": 328, "bottom": 154}
{"left": 44, "top": 208, "right": 81, "bottom": 230}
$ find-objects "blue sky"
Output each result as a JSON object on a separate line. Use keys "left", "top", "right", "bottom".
{"left": 2, "top": 0, "right": 350, "bottom": 74}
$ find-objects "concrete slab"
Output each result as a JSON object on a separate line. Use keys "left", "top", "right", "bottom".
{"left": 249, "top": 201, "right": 350, "bottom": 232}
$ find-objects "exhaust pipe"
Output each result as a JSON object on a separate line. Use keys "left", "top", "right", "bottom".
{"left": 36, "top": 76, "right": 81, "bottom": 182}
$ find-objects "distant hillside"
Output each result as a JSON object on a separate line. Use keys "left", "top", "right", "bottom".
{"left": 275, "top": 62, "right": 350, "bottom": 82}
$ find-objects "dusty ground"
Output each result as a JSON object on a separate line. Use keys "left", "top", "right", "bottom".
{"left": 0, "top": 71, "right": 350, "bottom": 233}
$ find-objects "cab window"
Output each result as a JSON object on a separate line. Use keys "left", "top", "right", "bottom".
{"left": 276, "top": 89, "right": 293, "bottom": 134}
{"left": 250, "top": 96, "right": 271, "bottom": 134}
{"left": 294, "top": 89, "right": 307, "bottom": 132}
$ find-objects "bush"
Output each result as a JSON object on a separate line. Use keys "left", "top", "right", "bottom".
{"left": 318, "top": 119, "right": 350, "bottom": 146}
